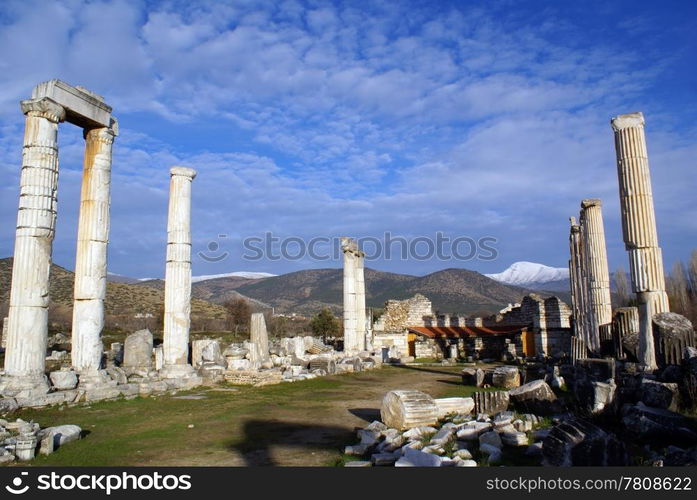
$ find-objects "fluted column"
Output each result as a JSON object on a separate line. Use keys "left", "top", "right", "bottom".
{"left": 71, "top": 121, "right": 118, "bottom": 378}
{"left": 341, "top": 237, "right": 358, "bottom": 352}
{"left": 161, "top": 167, "right": 197, "bottom": 378}
{"left": 2, "top": 98, "right": 65, "bottom": 396}
{"left": 611, "top": 112, "right": 669, "bottom": 370}
{"left": 579, "top": 199, "right": 612, "bottom": 352}
{"left": 354, "top": 248, "right": 367, "bottom": 352}
{"left": 568, "top": 218, "right": 590, "bottom": 352}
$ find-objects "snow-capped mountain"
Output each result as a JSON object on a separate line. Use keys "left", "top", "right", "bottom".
{"left": 485, "top": 261, "right": 569, "bottom": 287}
{"left": 191, "top": 272, "right": 276, "bottom": 283}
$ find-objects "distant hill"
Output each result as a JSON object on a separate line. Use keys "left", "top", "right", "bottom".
{"left": 234, "top": 267, "right": 544, "bottom": 316}
{"left": 0, "top": 258, "right": 227, "bottom": 321}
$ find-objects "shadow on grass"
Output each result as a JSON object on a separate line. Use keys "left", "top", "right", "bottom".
{"left": 230, "top": 419, "right": 355, "bottom": 466}
{"left": 348, "top": 407, "right": 380, "bottom": 423}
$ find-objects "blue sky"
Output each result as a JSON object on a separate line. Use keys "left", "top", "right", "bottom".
{"left": 0, "top": 0, "right": 695, "bottom": 278}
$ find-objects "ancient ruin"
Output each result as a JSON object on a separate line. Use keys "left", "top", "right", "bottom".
{"left": 611, "top": 112, "right": 670, "bottom": 370}
{"left": 160, "top": 167, "right": 199, "bottom": 383}
{"left": 1, "top": 81, "right": 117, "bottom": 398}
{"left": 341, "top": 237, "right": 367, "bottom": 353}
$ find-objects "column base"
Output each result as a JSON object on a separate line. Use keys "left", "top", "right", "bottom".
{"left": 159, "top": 363, "right": 196, "bottom": 379}
{"left": 77, "top": 369, "right": 118, "bottom": 390}
{"left": 0, "top": 373, "right": 50, "bottom": 399}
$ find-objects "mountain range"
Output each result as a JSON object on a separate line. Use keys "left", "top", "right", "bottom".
{"left": 1, "top": 258, "right": 571, "bottom": 320}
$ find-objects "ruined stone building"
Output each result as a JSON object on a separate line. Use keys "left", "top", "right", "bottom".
{"left": 372, "top": 293, "right": 572, "bottom": 360}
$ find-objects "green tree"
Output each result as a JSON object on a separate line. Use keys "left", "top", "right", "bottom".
{"left": 224, "top": 297, "right": 251, "bottom": 334}
{"left": 310, "top": 308, "right": 340, "bottom": 340}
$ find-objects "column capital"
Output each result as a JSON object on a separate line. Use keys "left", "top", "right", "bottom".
{"left": 84, "top": 117, "right": 118, "bottom": 143}
{"left": 581, "top": 198, "right": 602, "bottom": 209}
{"left": 611, "top": 112, "right": 644, "bottom": 131}
{"left": 20, "top": 97, "right": 66, "bottom": 123}
{"left": 170, "top": 166, "right": 197, "bottom": 179}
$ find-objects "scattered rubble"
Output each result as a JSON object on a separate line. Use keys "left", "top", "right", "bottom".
{"left": 0, "top": 418, "right": 81, "bottom": 464}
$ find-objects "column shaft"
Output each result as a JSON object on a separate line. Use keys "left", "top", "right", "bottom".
{"left": 162, "top": 167, "right": 196, "bottom": 377}
{"left": 341, "top": 237, "right": 357, "bottom": 352}
{"left": 568, "top": 219, "right": 590, "bottom": 351}
{"left": 611, "top": 112, "right": 668, "bottom": 370}
{"left": 354, "top": 250, "right": 367, "bottom": 351}
{"left": 580, "top": 199, "right": 612, "bottom": 352}
{"left": 3, "top": 98, "right": 65, "bottom": 394}
{"left": 71, "top": 124, "right": 117, "bottom": 374}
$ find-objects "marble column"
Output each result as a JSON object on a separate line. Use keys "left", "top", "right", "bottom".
{"left": 611, "top": 112, "right": 669, "bottom": 370}
{"left": 71, "top": 121, "right": 117, "bottom": 379}
{"left": 161, "top": 167, "right": 197, "bottom": 378}
{"left": 2, "top": 98, "right": 65, "bottom": 397}
{"left": 341, "top": 237, "right": 358, "bottom": 352}
{"left": 354, "top": 247, "right": 367, "bottom": 352}
{"left": 250, "top": 312, "right": 270, "bottom": 361}
{"left": 579, "top": 199, "right": 612, "bottom": 353}
{"left": 568, "top": 217, "right": 590, "bottom": 351}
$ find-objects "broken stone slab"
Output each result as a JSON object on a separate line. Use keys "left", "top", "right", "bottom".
{"left": 640, "top": 378, "right": 680, "bottom": 411}
{"left": 493, "top": 411, "right": 515, "bottom": 427}
{"left": 430, "top": 427, "right": 455, "bottom": 446}
{"left": 434, "top": 397, "right": 474, "bottom": 419}
{"left": 403, "top": 446, "right": 443, "bottom": 466}
{"left": 357, "top": 429, "right": 380, "bottom": 446}
{"left": 380, "top": 390, "right": 438, "bottom": 431}
{"left": 653, "top": 312, "right": 696, "bottom": 367}
{"left": 492, "top": 366, "right": 521, "bottom": 389}
{"left": 456, "top": 422, "right": 491, "bottom": 440}
{"left": 526, "top": 442, "right": 543, "bottom": 457}
{"left": 473, "top": 390, "right": 510, "bottom": 415}
{"left": 370, "top": 452, "right": 397, "bottom": 466}
{"left": 501, "top": 431, "right": 529, "bottom": 447}
{"left": 49, "top": 370, "right": 78, "bottom": 390}
{"left": 542, "top": 417, "right": 628, "bottom": 466}
{"left": 622, "top": 403, "right": 697, "bottom": 445}
{"left": 0, "top": 398, "right": 19, "bottom": 415}
{"left": 508, "top": 380, "right": 557, "bottom": 415}
{"left": 575, "top": 358, "right": 616, "bottom": 381}
{"left": 461, "top": 367, "right": 485, "bottom": 387}
{"left": 366, "top": 420, "right": 388, "bottom": 433}
{"left": 122, "top": 329, "right": 154, "bottom": 376}
{"left": 479, "top": 431, "right": 503, "bottom": 449}
{"left": 403, "top": 426, "right": 437, "bottom": 441}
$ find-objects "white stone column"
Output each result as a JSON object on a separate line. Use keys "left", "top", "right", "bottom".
{"left": 354, "top": 248, "right": 367, "bottom": 352}
{"left": 71, "top": 121, "right": 117, "bottom": 379}
{"left": 2, "top": 98, "right": 65, "bottom": 397}
{"left": 579, "top": 199, "right": 612, "bottom": 353}
{"left": 250, "top": 312, "right": 270, "bottom": 361}
{"left": 161, "top": 167, "right": 197, "bottom": 378}
{"left": 341, "top": 237, "right": 358, "bottom": 352}
{"left": 611, "top": 112, "right": 669, "bottom": 370}
{"left": 568, "top": 218, "right": 590, "bottom": 351}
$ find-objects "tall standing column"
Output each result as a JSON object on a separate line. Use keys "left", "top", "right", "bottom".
{"left": 71, "top": 121, "right": 118, "bottom": 379}
{"left": 250, "top": 312, "right": 270, "bottom": 361}
{"left": 354, "top": 248, "right": 367, "bottom": 352}
{"left": 2, "top": 98, "right": 65, "bottom": 397}
{"left": 341, "top": 237, "right": 358, "bottom": 353}
{"left": 568, "top": 217, "right": 590, "bottom": 351}
{"left": 161, "top": 167, "right": 197, "bottom": 378}
{"left": 611, "top": 112, "right": 669, "bottom": 370}
{"left": 579, "top": 199, "right": 612, "bottom": 353}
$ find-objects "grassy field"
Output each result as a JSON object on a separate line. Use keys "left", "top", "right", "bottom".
{"left": 14, "top": 365, "right": 484, "bottom": 467}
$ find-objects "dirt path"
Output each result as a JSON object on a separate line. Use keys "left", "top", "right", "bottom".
{"left": 18, "top": 365, "right": 467, "bottom": 467}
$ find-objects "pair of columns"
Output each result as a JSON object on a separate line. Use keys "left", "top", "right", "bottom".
{"left": 341, "top": 237, "right": 367, "bottom": 353}
{"left": 1, "top": 81, "right": 198, "bottom": 396}
{"left": 569, "top": 199, "right": 613, "bottom": 353}
{"left": 611, "top": 112, "right": 669, "bottom": 370}
{"left": 3, "top": 86, "right": 117, "bottom": 396}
